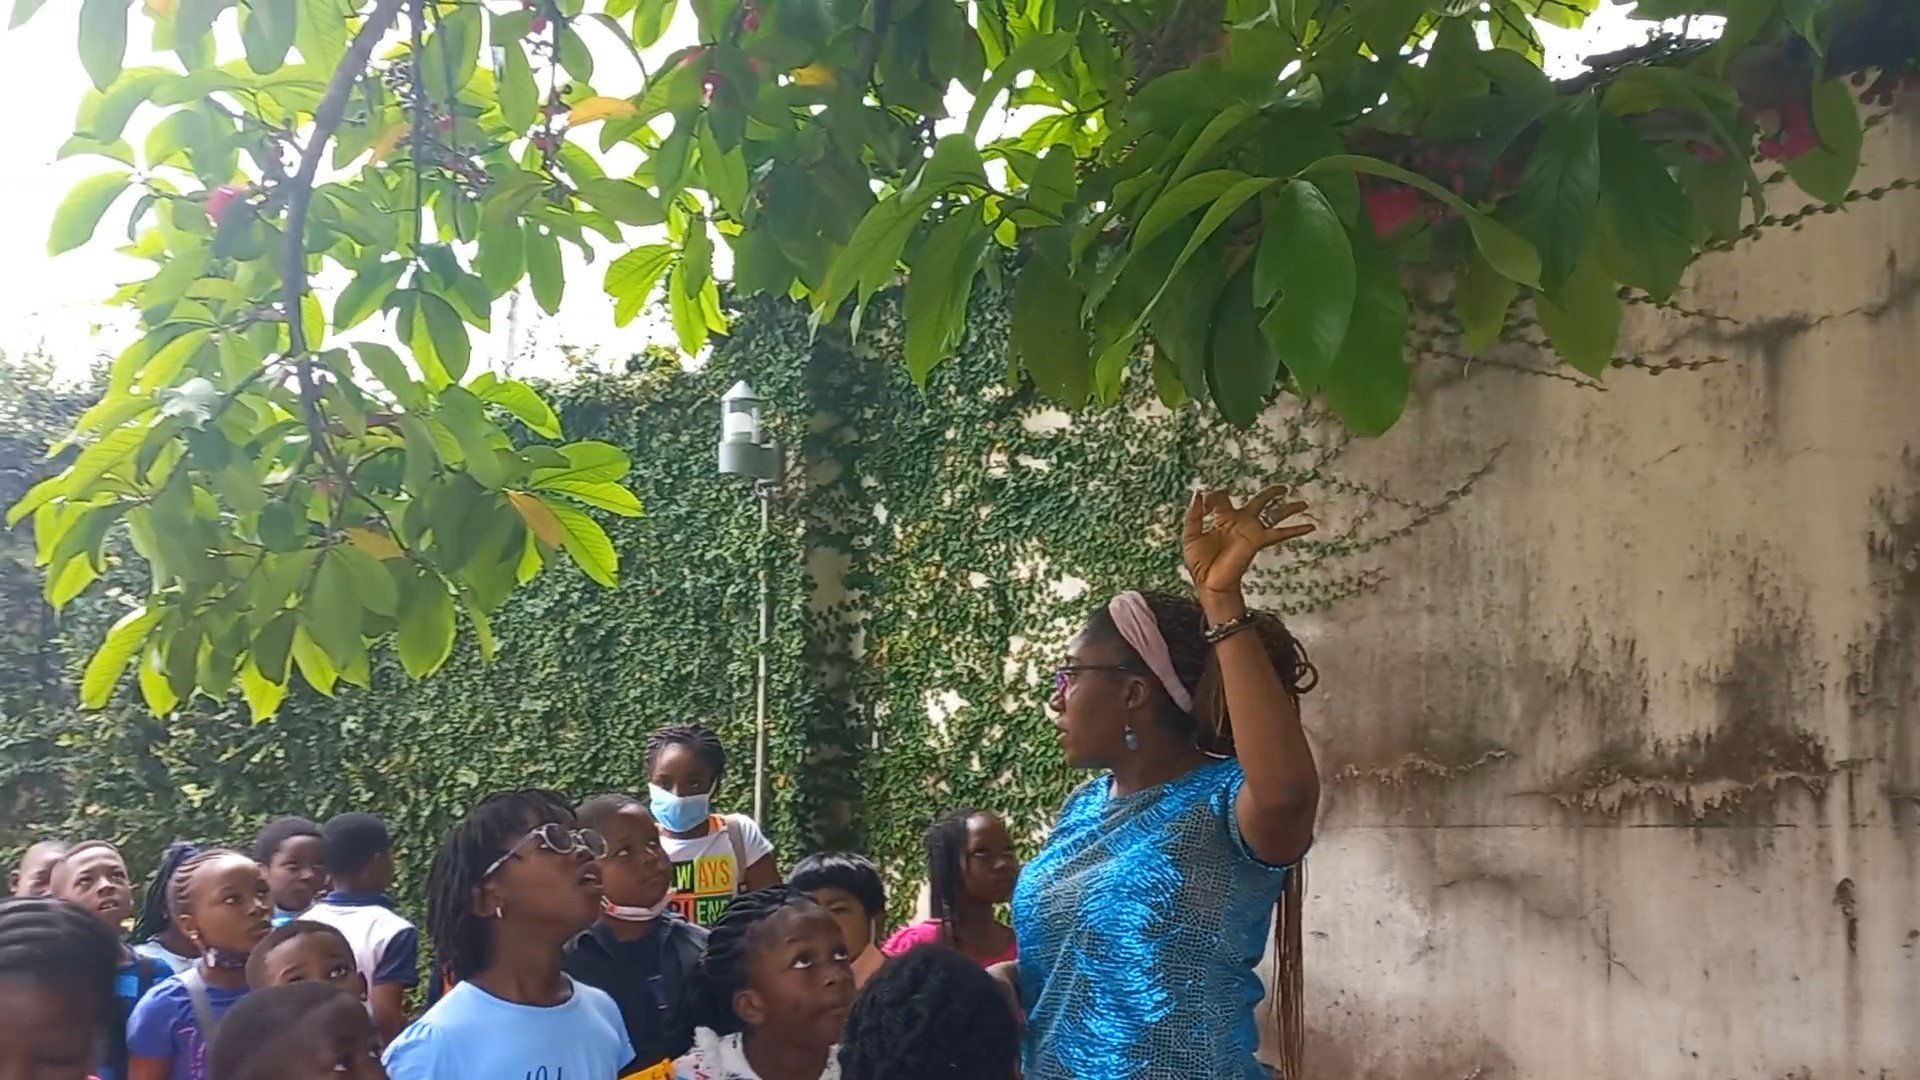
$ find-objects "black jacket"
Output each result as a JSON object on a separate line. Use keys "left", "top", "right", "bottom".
{"left": 563, "top": 914, "right": 709, "bottom": 1068}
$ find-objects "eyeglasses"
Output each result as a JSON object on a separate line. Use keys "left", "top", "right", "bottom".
{"left": 483, "top": 824, "right": 608, "bottom": 879}
{"left": 1052, "top": 664, "right": 1147, "bottom": 698}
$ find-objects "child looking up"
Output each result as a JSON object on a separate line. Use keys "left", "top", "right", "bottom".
{"left": 646, "top": 726, "right": 778, "bottom": 928}
{"left": 126, "top": 848, "right": 273, "bottom": 1080}
{"left": 0, "top": 895, "right": 122, "bottom": 1080}
{"left": 8, "top": 838, "right": 68, "bottom": 897}
{"left": 566, "top": 793, "right": 709, "bottom": 1071}
{"left": 49, "top": 841, "right": 172, "bottom": 1080}
{"left": 210, "top": 982, "right": 386, "bottom": 1080}
{"left": 252, "top": 818, "right": 327, "bottom": 927}
{"left": 382, "top": 790, "right": 631, "bottom": 1080}
{"left": 132, "top": 843, "right": 203, "bottom": 975}
{"left": 882, "top": 809, "right": 1019, "bottom": 967}
{"left": 837, "top": 945, "right": 1020, "bottom": 1080}
{"left": 303, "top": 813, "right": 416, "bottom": 1045}
{"left": 788, "top": 854, "right": 886, "bottom": 990}
{"left": 245, "top": 921, "right": 367, "bottom": 1002}
{"left": 671, "top": 886, "right": 853, "bottom": 1080}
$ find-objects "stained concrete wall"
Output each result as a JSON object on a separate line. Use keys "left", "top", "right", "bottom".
{"left": 1285, "top": 106, "right": 1920, "bottom": 1078}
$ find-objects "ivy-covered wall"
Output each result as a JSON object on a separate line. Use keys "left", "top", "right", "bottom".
{"left": 0, "top": 287, "right": 1442, "bottom": 921}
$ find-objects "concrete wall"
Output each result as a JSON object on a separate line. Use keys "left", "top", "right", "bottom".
{"left": 1286, "top": 107, "right": 1920, "bottom": 1078}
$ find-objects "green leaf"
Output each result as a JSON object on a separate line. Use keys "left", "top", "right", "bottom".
{"left": 1324, "top": 241, "right": 1408, "bottom": 436}
{"left": 1452, "top": 248, "right": 1517, "bottom": 354}
{"left": 545, "top": 500, "right": 618, "bottom": 586}
{"left": 1207, "top": 271, "right": 1279, "bottom": 427}
{"left": 357, "top": 342, "right": 423, "bottom": 411}
{"left": 475, "top": 223, "right": 526, "bottom": 300}
{"left": 1011, "top": 252, "right": 1092, "bottom": 406}
{"left": 10, "top": 0, "right": 50, "bottom": 28}
{"left": 604, "top": 243, "right": 675, "bottom": 326}
{"left": 49, "top": 171, "right": 133, "bottom": 255}
{"left": 1254, "top": 180, "right": 1355, "bottom": 395}
{"left": 904, "top": 207, "right": 991, "bottom": 385}
{"left": 397, "top": 572, "right": 457, "bottom": 677}
{"left": 633, "top": 0, "right": 675, "bottom": 46}
{"left": 1536, "top": 254, "right": 1621, "bottom": 378}
{"left": 418, "top": 293, "right": 471, "bottom": 383}
{"left": 294, "top": 0, "right": 347, "bottom": 72}
{"left": 558, "top": 25, "right": 595, "bottom": 82}
{"left": 538, "top": 479, "right": 643, "bottom": 517}
{"left": 137, "top": 646, "right": 178, "bottom": 715}
{"left": 578, "top": 179, "right": 665, "bottom": 226}
{"left": 77, "top": 0, "right": 130, "bottom": 89}
{"left": 472, "top": 374, "right": 563, "bottom": 439}
{"left": 1133, "top": 170, "right": 1254, "bottom": 253}
{"left": 668, "top": 261, "right": 706, "bottom": 354}
{"left": 240, "top": 660, "right": 288, "bottom": 722}
{"left": 1784, "top": 79, "right": 1863, "bottom": 205}
{"left": 531, "top": 441, "right": 630, "bottom": 487}
{"left": 239, "top": 0, "right": 296, "bottom": 74}
{"left": 1305, "top": 154, "right": 1542, "bottom": 287}
{"left": 1515, "top": 93, "right": 1601, "bottom": 295}
{"left": 335, "top": 259, "right": 407, "bottom": 332}
{"left": 966, "top": 32, "right": 1073, "bottom": 137}
{"left": 307, "top": 554, "right": 365, "bottom": 667}
{"left": 334, "top": 544, "right": 399, "bottom": 617}
{"left": 525, "top": 224, "right": 565, "bottom": 315}
{"left": 1593, "top": 118, "right": 1692, "bottom": 302}
{"left": 500, "top": 42, "right": 539, "bottom": 131}
{"left": 696, "top": 125, "right": 749, "bottom": 220}
{"left": 289, "top": 626, "right": 338, "bottom": 696}
{"left": 81, "top": 605, "right": 158, "bottom": 708}
{"left": 1679, "top": 153, "right": 1746, "bottom": 242}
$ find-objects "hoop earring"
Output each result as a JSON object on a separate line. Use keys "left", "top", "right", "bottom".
{"left": 1124, "top": 725, "right": 1140, "bottom": 751}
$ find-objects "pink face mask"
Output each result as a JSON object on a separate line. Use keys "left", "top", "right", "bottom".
{"left": 602, "top": 891, "right": 673, "bottom": 922}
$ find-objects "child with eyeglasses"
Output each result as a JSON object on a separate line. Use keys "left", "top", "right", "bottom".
{"left": 382, "top": 790, "right": 634, "bottom": 1080}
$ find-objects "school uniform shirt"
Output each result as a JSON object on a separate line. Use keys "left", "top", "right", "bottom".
{"left": 99, "top": 953, "right": 171, "bottom": 1080}
{"left": 564, "top": 916, "right": 709, "bottom": 1070}
{"left": 670, "top": 1028, "right": 841, "bottom": 1080}
{"left": 381, "top": 976, "right": 634, "bottom": 1080}
{"left": 132, "top": 940, "right": 195, "bottom": 975}
{"left": 124, "top": 972, "right": 249, "bottom": 1080}
{"left": 660, "top": 815, "right": 773, "bottom": 927}
{"left": 302, "top": 891, "right": 420, "bottom": 991}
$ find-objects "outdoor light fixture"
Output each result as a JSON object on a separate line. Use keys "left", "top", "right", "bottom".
{"left": 717, "top": 380, "right": 779, "bottom": 823}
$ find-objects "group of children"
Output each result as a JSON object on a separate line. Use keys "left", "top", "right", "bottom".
{"left": 1, "top": 725, "right": 1028, "bottom": 1080}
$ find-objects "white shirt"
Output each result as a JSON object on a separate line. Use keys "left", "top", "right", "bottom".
{"left": 672, "top": 1028, "right": 840, "bottom": 1080}
{"left": 659, "top": 815, "right": 774, "bottom": 927}
{"left": 301, "top": 891, "right": 420, "bottom": 988}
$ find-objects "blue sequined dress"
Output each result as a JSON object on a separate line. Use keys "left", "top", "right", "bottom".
{"left": 1011, "top": 757, "right": 1289, "bottom": 1080}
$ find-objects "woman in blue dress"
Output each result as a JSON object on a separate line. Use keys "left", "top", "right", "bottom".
{"left": 1004, "top": 487, "right": 1322, "bottom": 1080}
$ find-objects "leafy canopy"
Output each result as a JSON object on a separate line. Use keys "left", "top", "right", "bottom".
{"left": 11, "top": 0, "right": 1903, "bottom": 715}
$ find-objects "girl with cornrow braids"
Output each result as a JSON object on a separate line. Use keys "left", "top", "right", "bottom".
{"left": 1006, "top": 487, "right": 1322, "bottom": 1080}
{"left": 381, "top": 789, "right": 632, "bottom": 1080}
{"left": 127, "top": 848, "right": 272, "bottom": 1080}
{"left": 646, "top": 726, "right": 780, "bottom": 928}
{"left": 0, "top": 894, "right": 124, "bottom": 1080}
{"left": 131, "top": 842, "right": 203, "bottom": 975}
{"left": 669, "top": 886, "right": 852, "bottom": 1080}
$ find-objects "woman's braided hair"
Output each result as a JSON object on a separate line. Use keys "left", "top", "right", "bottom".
{"left": 923, "top": 809, "right": 979, "bottom": 950}
{"left": 0, "top": 895, "right": 122, "bottom": 1027}
{"left": 837, "top": 944, "right": 1019, "bottom": 1080}
{"left": 678, "top": 886, "right": 820, "bottom": 1038}
{"left": 131, "top": 840, "right": 200, "bottom": 945}
{"left": 1091, "top": 590, "right": 1317, "bottom": 757}
{"left": 425, "top": 788, "right": 574, "bottom": 984}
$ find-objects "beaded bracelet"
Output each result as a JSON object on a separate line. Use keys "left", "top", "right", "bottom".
{"left": 1203, "top": 612, "right": 1256, "bottom": 645}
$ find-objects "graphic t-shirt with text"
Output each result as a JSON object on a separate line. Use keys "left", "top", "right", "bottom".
{"left": 659, "top": 815, "right": 773, "bottom": 927}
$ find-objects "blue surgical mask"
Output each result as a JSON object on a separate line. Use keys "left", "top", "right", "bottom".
{"left": 649, "top": 783, "right": 711, "bottom": 833}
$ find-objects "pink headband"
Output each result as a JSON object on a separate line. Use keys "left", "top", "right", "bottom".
{"left": 1107, "top": 591, "right": 1192, "bottom": 713}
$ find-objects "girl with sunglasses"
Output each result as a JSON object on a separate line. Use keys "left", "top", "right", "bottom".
{"left": 383, "top": 790, "right": 634, "bottom": 1080}
{"left": 1005, "top": 488, "right": 1323, "bottom": 1080}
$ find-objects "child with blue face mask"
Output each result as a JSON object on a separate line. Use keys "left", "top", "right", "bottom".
{"left": 644, "top": 726, "right": 780, "bottom": 929}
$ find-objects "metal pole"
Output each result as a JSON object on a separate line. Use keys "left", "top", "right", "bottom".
{"left": 752, "top": 483, "right": 771, "bottom": 825}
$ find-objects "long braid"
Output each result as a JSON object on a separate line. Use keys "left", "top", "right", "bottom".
{"left": 838, "top": 944, "right": 1020, "bottom": 1080}
{"left": 922, "top": 809, "right": 976, "bottom": 950}
{"left": 426, "top": 789, "right": 574, "bottom": 984}
{"left": 1096, "top": 590, "right": 1317, "bottom": 1077}
{"left": 0, "top": 895, "right": 121, "bottom": 1026}
{"left": 678, "top": 886, "right": 817, "bottom": 1039}
{"left": 132, "top": 841, "right": 199, "bottom": 945}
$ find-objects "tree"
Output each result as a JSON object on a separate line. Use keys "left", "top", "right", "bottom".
{"left": 9, "top": 0, "right": 1912, "bottom": 715}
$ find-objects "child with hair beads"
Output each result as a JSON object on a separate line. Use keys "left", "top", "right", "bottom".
{"left": 382, "top": 790, "right": 631, "bottom": 1080}
{"left": 49, "top": 841, "right": 171, "bottom": 1080}
{"left": 836, "top": 945, "right": 1021, "bottom": 1080}
{"left": 210, "top": 982, "right": 386, "bottom": 1080}
{"left": 126, "top": 849, "right": 272, "bottom": 1080}
{"left": 0, "top": 894, "right": 122, "bottom": 1080}
{"left": 671, "top": 886, "right": 853, "bottom": 1080}
{"left": 251, "top": 818, "right": 327, "bottom": 927}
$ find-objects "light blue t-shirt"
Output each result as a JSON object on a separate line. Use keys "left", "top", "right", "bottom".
{"left": 383, "top": 976, "right": 634, "bottom": 1080}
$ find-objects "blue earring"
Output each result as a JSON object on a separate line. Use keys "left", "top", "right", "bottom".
{"left": 1124, "top": 725, "right": 1140, "bottom": 751}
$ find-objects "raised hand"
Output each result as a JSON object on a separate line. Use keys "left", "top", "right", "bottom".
{"left": 1181, "top": 486, "right": 1314, "bottom": 598}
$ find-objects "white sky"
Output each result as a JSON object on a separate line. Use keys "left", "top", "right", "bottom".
{"left": 0, "top": 3, "right": 1644, "bottom": 384}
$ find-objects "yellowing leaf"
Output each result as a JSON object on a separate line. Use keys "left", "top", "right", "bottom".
{"left": 370, "top": 122, "right": 410, "bottom": 162}
{"left": 567, "top": 96, "right": 638, "bottom": 126}
{"left": 509, "top": 491, "right": 566, "bottom": 547}
{"left": 790, "top": 64, "right": 837, "bottom": 87}
{"left": 345, "top": 526, "right": 405, "bottom": 560}
{"left": 145, "top": 0, "right": 176, "bottom": 14}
